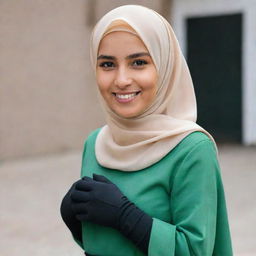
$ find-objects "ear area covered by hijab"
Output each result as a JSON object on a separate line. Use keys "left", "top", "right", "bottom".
{"left": 90, "top": 5, "right": 216, "bottom": 171}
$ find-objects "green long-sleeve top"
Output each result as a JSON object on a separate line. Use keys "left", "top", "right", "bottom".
{"left": 77, "top": 128, "right": 233, "bottom": 256}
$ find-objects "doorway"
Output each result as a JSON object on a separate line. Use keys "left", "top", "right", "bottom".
{"left": 186, "top": 13, "right": 242, "bottom": 143}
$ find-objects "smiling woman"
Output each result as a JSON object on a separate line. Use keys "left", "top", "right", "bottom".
{"left": 60, "top": 5, "right": 233, "bottom": 256}
{"left": 96, "top": 31, "right": 158, "bottom": 118}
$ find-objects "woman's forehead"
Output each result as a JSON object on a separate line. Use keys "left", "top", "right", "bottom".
{"left": 98, "top": 31, "right": 149, "bottom": 56}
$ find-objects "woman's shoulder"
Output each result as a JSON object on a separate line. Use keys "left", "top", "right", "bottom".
{"left": 167, "top": 132, "right": 219, "bottom": 180}
{"left": 182, "top": 131, "right": 213, "bottom": 146}
{"left": 82, "top": 127, "right": 103, "bottom": 150}
{"left": 173, "top": 131, "right": 216, "bottom": 157}
{"left": 87, "top": 127, "right": 102, "bottom": 141}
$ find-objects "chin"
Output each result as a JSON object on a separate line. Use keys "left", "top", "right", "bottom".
{"left": 115, "top": 111, "right": 139, "bottom": 119}
{"left": 119, "top": 114, "right": 137, "bottom": 119}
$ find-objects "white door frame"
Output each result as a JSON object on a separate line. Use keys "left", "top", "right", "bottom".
{"left": 171, "top": 0, "right": 256, "bottom": 145}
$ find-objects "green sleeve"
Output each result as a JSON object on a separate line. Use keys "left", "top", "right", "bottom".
{"left": 149, "top": 139, "right": 220, "bottom": 256}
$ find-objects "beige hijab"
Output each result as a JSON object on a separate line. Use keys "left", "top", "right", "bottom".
{"left": 90, "top": 5, "right": 215, "bottom": 171}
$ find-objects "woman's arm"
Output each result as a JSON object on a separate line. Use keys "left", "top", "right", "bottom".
{"left": 148, "top": 140, "right": 232, "bottom": 256}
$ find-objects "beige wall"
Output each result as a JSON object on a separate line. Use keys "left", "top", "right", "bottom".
{"left": 0, "top": 0, "right": 167, "bottom": 160}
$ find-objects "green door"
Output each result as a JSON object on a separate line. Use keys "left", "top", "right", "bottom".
{"left": 186, "top": 14, "right": 242, "bottom": 143}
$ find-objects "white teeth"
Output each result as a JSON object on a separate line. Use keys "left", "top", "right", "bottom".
{"left": 115, "top": 93, "right": 137, "bottom": 99}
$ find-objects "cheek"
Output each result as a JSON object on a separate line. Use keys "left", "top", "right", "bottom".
{"left": 96, "top": 72, "right": 111, "bottom": 94}
{"left": 141, "top": 70, "right": 158, "bottom": 94}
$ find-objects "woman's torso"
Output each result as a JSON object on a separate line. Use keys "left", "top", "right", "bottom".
{"left": 80, "top": 129, "right": 229, "bottom": 256}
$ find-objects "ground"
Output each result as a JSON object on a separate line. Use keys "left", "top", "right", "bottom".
{"left": 0, "top": 144, "right": 255, "bottom": 255}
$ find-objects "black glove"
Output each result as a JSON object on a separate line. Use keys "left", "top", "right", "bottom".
{"left": 60, "top": 181, "right": 82, "bottom": 243}
{"left": 71, "top": 174, "right": 152, "bottom": 254}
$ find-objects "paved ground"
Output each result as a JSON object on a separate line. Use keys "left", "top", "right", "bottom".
{"left": 0, "top": 144, "right": 255, "bottom": 256}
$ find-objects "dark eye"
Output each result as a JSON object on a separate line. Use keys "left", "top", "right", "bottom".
{"left": 99, "top": 62, "right": 115, "bottom": 69}
{"left": 133, "top": 59, "right": 148, "bottom": 67}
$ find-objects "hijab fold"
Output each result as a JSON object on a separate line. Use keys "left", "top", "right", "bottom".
{"left": 90, "top": 5, "right": 215, "bottom": 171}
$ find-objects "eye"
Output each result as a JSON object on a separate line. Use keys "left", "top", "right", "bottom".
{"left": 132, "top": 59, "right": 148, "bottom": 67}
{"left": 98, "top": 61, "right": 115, "bottom": 69}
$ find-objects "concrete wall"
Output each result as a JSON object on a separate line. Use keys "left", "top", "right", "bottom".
{"left": 0, "top": 0, "right": 166, "bottom": 160}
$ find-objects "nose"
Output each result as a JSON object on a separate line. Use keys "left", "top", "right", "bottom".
{"left": 114, "top": 66, "right": 132, "bottom": 89}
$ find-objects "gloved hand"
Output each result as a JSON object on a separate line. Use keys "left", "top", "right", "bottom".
{"left": 70, "top": 174, "right": 153, "bottom": 254}
{"left": 60, "top": 180, "right": 82, "bottom": 242}
{"left": 70, "top": 174, "right": 132, "bottom": 229}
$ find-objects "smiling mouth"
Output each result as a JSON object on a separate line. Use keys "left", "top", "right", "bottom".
{"left": 112, "top": 91, "right": 141, "bottom": 101}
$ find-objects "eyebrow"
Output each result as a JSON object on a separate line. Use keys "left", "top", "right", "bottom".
{"left": 126, "top": 52, "right": 151, "bottom": 59}
{"left": 97, "top": 55, "right": 115, "bottom": 60}
{"left": 97, "top": 52, "right": 150, "bottom": 60}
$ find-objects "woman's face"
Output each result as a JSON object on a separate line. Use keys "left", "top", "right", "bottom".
{"left": 96, "top": 31, "right": 158, "bottom": 118}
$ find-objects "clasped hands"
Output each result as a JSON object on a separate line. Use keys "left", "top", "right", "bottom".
{"left": 70, "top": 174, "right": 132, "bottom": 230}
{"left": 62, "top": 173, "right": 152, "bottom": 254}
